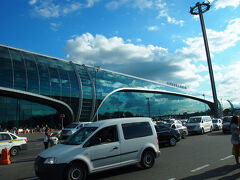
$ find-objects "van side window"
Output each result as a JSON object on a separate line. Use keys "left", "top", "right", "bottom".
{"left": 122, "top": 122, "right": 153, "bottom": 140}
{"left": 85, "top": 125, "right": 118, "bottom": 147}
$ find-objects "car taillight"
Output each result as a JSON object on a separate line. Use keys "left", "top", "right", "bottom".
{"left": 24, "top": 139, "right": 28, "bottom": 143}
{"left": 157, "top": 137, "right": 159, "bottom": 145}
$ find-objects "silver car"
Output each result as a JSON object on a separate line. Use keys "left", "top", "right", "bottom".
{"left": 212, "top": 118, "right": 222, "bottom": 130}
{"left": 166, "top": 123, "right": 188, "bottom": 139}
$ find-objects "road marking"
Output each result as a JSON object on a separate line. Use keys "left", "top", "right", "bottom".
{"left": 190, "top": 164, "right": 209, "bottom": 172}
{"left": 220, "top": 155, "right": 233, "bottom": 161}
{"left": 168, "top": 178, "right": 176, "bottom": 180}
{"left": 23, "top": 177, "right": 38, "bottom": 180}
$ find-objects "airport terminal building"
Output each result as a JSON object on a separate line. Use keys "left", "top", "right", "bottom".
{"left": 0, "top": 44, "right": 228, "bottom": 130}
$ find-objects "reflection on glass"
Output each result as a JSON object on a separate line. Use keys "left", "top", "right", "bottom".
{"left": 0, "top": 96, "right": 58, "bottom": 130}
{"left": 97, "top": 91, "right": 212, "bottom": 121}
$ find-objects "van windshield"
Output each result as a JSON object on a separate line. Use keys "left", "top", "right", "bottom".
{"left": 187, "top": 117, "right": 201, "bottom": 123}
{"left": 63, "top": 127, "right": 98, "bottom": 145}
{"left": 65, "top": 123, "right": 78, "bottom": 128}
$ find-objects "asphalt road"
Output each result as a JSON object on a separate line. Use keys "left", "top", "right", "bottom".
{"left": 0, "top": 131, "right": 239, "bottom": 180}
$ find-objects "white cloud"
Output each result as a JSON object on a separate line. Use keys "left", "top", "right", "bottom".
{"left": 50, "top": 22, "right": 61, "bottom": 31}
{"left": 147, "top": 26, "right": 158, "bottom": 31}
{"left": 65, "top": 32, "right": 204, "bottom": 91}
{"left": 29, "top": 0, "right": 98, "bottom": 18}
{"left": 29, "top": 0, "right": 37, "bottom": 5}
{"left": 106, "top": 0, "right": 152, "bottom": 10}
{"left": 167, "top": 17, "right": 184, "bottom": 26}
{"left": 177, "top": 18, "right": 240, "bottom": 61}
{"left": 136, "top": 38, "right": 142, "bottom": 42}
{"left": 105, "top": 0, "right": 183, "bottom": 26}
{"left": 217, "top": 61, "right": 240, "bottom": 102}
{"left": 215, "top": 0, "right": 240, "bottom": 9}
{"left": 65, "top": 32, "right": 168, "bottom": 64}
{"left": 157, "top": 7, "right": 184, "bottom": 26}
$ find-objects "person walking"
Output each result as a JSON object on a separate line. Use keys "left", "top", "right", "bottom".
{"left": 43, "top": 127, "right": 51, "bottom": 149}
{"left": 230, "top": 115, "right": 240, "bottom": 166}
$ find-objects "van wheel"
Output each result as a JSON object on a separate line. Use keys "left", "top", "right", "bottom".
{"left": 66, "top": 162, "right": 87, "bottom": 180}
{"left": 10, "top": 147, "right": 19, "bottom": 156}
{"left": 169, "top": 138, "right": 177, "bottom": 146}
{"left": 141, "top": 150, "right": 155, "bottom": 169}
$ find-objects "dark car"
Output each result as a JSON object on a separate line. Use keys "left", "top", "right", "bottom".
{"left": 165, "top": 123, "right": 188, "bottom": 139}
{"left": 155, "top": 124, "right": 181, "bottom": 146}
{"left": 222, "top": 116, "right": 233, "bottom": 134}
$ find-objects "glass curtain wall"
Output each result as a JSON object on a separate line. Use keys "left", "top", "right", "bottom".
{"left": 0, "top": 47, "right": 13, "bottom": 88}
{"left": 0, "top": 96, "right": 58, "bottom": 130}
{"left": 97, "top": 91, "right": 212, "bottom": 121}
{"left": 75, "top": 65, "right": 94, "bottom": 122}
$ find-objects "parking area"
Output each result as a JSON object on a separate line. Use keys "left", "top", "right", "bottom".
{"left": 0, "top": 128, "right": 237, "bottom": 180}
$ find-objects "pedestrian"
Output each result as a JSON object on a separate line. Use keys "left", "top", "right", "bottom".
{"left": 230, "top": 115, "right": 240, "bottom": 166}
{"left": 43, "top": 127, "right": 51, "bottom": 149}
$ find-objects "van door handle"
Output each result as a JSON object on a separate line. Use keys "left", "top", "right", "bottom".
{"left": 113, "top": 146, "right": 118, "bottom": 150}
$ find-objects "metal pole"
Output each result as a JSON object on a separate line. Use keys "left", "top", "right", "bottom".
{"left": 94, "top": 66, "right": 100, "bottom": 121}
{"left": 203, "top": 94, "right": 206, "bottom": 114}
{"left": 146, "top": 97, "right": 151, "bottom": 118}
{"left": 190, "top": 2, "right": 219, "bottom": 117}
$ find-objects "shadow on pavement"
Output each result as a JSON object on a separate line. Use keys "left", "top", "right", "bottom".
{"left": 28, "top": 138, "right": 43, "bottom": 142}
{"left": 87, "top": 165, "right": 142, "bottom": 180}
{"left": 207, "top": 131, "right": 231, "bottom": 136}
{"left": 11, "top": 157, "right": 36, "bottom": 164}
{"left": 179, "top": 165, "right": 240, "bottom": 180}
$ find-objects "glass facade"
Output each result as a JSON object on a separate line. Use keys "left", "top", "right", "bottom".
{"left": 97, "top": 91, "right": 212, "bottom": 121}
{"left": 0, "top": 44, "right": 216, "bottom": 130}
{"left": 0, "top": 96, "right": 57, "bottom": 130}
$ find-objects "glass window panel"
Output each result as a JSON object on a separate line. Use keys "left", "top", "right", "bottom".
{"left": 0, "top": 47, "right": 13, "bottom": 88}
{"left": 9, "top": 49, "right": 27, "bottom": 91}
{"left": 22, "top": 52, "right": 39, "bottom": 93}
{"left": 49, "top": 67, "right": 61, "bottom": 99}
{"left": 35, "top": 55, "right": 51, "bottom": 96}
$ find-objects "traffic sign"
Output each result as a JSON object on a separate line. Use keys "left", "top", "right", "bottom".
{"left": 60, "top": 114, "right": 65, "bottom": 119}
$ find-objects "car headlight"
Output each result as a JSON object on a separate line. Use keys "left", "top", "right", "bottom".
{"left": 44, "top": 157, "right": 56, "bottom": 164}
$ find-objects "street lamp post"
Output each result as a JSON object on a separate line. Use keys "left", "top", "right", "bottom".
{"left": 190, "top": 2, "right": 219, "bottom": 117}
{"left": 146, "top": 97, "right": 151, "bottom": 118}
{"left": 94, "top": 66, "right": 100, "bottom": 121}
{"left": 202, "top": 94, "right": 207, "bottom": 114}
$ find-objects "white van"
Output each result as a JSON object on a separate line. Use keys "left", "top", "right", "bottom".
{"left": 186, "top": 116, "right": 213, "bottom": 134}
{"left": 35, "top": 117, "right": 160, "bottom": 180}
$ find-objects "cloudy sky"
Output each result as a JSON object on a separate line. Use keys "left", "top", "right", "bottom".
{"left": 1, "top": 0, "right": 240, "bottom": 105}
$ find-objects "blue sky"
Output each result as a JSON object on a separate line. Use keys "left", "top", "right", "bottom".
{"left": 1, "top": 0, "right": 240, "bottom": 106}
